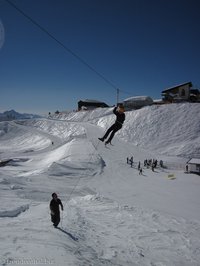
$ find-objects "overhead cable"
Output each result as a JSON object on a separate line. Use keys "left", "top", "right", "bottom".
{"left": 5, "top": 0, "right": 120, "bottom": 91}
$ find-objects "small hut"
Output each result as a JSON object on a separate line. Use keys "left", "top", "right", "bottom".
{"left": 187, "top": 158, "right": 200, "bottom": 174}
{"left": 78, "top": 99, "right": 109, "bottom": 111}
{"left": 123, "top": 96, "right": 153, "bottom": 110}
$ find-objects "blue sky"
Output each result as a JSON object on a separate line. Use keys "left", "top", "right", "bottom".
{"left": 0, "top": 0, "right": 200, "bottom": 114}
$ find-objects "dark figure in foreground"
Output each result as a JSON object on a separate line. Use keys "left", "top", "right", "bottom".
{"left": 98, "top": 104, "right": 125, "bottom": 145}
{"left": 50, "top": 192, "right": 63, "bottom": 227}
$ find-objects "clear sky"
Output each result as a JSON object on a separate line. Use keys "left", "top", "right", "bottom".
{"left": 0, "top": 0, "right": 200, "bottom": 114}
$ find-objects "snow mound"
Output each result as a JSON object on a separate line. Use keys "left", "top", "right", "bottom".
{"left": 48, "top": 139, "right": 105, "bottom": 177}
{"left": 0, "top": 121, "right": 51, "bottom": 152}
{"left": 18, "top": 138, "right": 105, "bottom": 177}
{"left": 22, "top": 119, "right": 86, "bottom": 140}
{"left": 0, "top": 204, "right": 29, "bottom": 217}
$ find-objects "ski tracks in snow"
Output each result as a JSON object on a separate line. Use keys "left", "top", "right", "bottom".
{"left": 1, "top": 195, "right": 200, "bottom": 266}
{"left": 63, "top": 194, "right": 200, "bottom": 266}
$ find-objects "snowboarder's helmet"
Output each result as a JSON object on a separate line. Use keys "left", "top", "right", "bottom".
{"left": 52, "top": 192, "right": 57, "bottom": 198}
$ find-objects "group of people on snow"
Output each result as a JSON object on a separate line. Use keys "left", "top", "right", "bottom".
{"left": 144, "top": 159, "right": 158, "bottom": 172}
{"left": 126, "top": 156, "right": 164, "bottom": 174}
{"left": 127, "top": 157, "right": 143, "bottom": 174}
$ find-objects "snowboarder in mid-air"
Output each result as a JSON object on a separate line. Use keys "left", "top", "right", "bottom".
{"left": 98, "top": 104, "right": 125, "bottom": 145}
{"left": 50, "top": 192, "right": 63, "bottom": 227}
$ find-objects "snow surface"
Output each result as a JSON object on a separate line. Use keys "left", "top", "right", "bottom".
{"left": 0, "top": 103, "right": 200, "bottom": 266}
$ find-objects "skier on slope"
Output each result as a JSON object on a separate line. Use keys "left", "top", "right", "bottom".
{"left": 98, "top": 104, "right": 125, "bottom": 145}
{"left": 50, "top": 193, "right": 63, "bottom": 227}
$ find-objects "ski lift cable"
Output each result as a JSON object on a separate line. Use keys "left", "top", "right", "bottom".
{"left": 60, "top": 139, "right": 101, "bottom": 228}
{"left": 65, "top": 139, "right": 101, "bottom": 204}
{"left": 5, "top": 0, "right": 121, "bottom": 92}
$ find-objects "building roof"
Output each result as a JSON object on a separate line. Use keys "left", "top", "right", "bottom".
{"left": 123, "top": 96, "right": 153, "bottom": 102}
{"left": 78, "top": 99, "right": 108, "bottom": 105}
{"left": 187, "top": 158, "right": 200, "bottom": 164}
{"left": 78, "top": 99, "right": 105, "bottom": 103}
{"left": 78, "top": 99, "right": 109, "bottom": 109}
{"left": 162, "top": 82, "right": 193, "bottom": 94}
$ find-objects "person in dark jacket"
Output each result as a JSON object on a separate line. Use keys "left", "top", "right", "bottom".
{"left": 98, "top": 104, "right": 125, "bottom": 145}
{"left": 50, "top": 192, "right": 63, "bottom": 227}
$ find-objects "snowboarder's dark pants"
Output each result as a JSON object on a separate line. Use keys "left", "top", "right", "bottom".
{"left": 102, "top": 123, "right": 122, "bottom": 143}
{"left": 51, "top": 213, "right": 60, "bottom": 227}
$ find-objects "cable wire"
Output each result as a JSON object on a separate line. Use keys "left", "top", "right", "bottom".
{"left": 5, "top": 0, "right": 120, "bottom": 91}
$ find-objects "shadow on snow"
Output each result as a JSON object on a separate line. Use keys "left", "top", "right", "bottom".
{"left": 56, "top": 227, "right": 78, "bottom": 241}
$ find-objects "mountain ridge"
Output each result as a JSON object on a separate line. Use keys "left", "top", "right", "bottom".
{"left": 0, "top": 109, "right": 41, "bottom": 121}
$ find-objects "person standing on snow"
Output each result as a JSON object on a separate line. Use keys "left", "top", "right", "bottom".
{"left": 50, "top": 192, "right": 63, "bottom": 227}
{"left": 98, "top": 104, "right": 125, "bottom": 145}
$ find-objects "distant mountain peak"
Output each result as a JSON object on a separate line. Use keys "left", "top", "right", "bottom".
{"left": 0, "top": 110, "right": 41, "bottom": 121}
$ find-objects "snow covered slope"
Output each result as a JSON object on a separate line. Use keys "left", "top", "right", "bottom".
{"left": 55, "top": 102, "right": 200, "bottom": 157}
{"left": 121, "top": 103, "right": 200, "bottom": 157}
{"left": 0, "top": 103, "right": 200, "bottom": 266}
